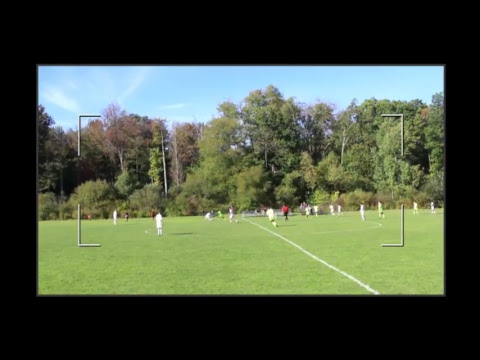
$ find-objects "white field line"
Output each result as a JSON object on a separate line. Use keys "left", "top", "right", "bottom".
{"left": 242, "top": 218, "right": 381, "bottom": 295}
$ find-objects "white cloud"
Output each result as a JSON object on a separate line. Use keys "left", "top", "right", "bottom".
{"left": 160, "top": 103, "right": 188, "bottom": 110}
{"left": 41, "top": 86, "right": 80, "bottom": 114}
{"left": 118, "top": 67, "right": 152, "bottom": 104}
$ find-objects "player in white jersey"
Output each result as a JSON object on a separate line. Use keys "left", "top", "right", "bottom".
{"left": 431, "top": 201, "right": 436, "bottom": 214}
{"left": 329, "top": 204, "right": 335, "bottom": 215}
{"left": 305, "top": 204, "right": 311, "bottom": 218}
{"left": 205, "top": 211, "right": 213, "bottom": 220}
{"left": 155, "top": 211, "right": 163, "bottom": 236}
{"left": 113, "top": 209, "right": 117, "bottom": 225}
{"left": 413, "top": 201, "right": 418, "bottom": 214}
{"left": 229, "top": 206, "right": 239, "bottom": 223}
{"left": 266, "top": 207, "right": 278, "bottom": 227}
{"left": 337, "top": 204, "right": 343, "bottom": 215}
{"left": 360, "top": 203, "right": 365, "bottom": 221}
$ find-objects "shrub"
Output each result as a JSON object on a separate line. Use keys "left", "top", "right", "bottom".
{"left": 343, "top": 189, "right": 374, "bottom": 211}
{"left": 38, "top": 192, "right": 58, "bottom": 221}
{"left": 59, "top": 201, "right": 74, "bottom": 220}
{"left": 396, "top": 198, "right": 413, "bottom": 209}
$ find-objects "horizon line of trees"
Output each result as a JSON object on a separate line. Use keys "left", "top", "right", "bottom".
{"left": 38, "top": 85, "right": 444, "bottom": 220}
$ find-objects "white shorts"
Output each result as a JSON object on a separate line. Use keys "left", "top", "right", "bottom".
{"left": 229, "top": 214, "right": 234, "bottom": 218}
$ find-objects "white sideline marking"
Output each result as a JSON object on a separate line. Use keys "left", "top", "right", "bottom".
{"left": 243, "top": 218, "right": 380, "bottom": 295}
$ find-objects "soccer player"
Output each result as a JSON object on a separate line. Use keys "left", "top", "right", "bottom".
{"left": 151, "top": 209, "right": 155, "bottom": 221}
{"left": 413, "top": 201, "right": 418, "bottom": 215}
{"left": 337, "top": 204, "right": 343, "bottom": 215}
{"left": 266, "top": 207, "right": 278, "bottom": 227}
{"left": 218, "top": 210, "right": 225, "bottom": 220}
{"left": 113, "top": 209, "right": 117, "bottom": 225}
{"left": 378, "top": 201, "right": 385, "bottom": 219}
{"left": 305, "top": 204, "right": 311, "bottom": 218}
{"left": 155, "top": 211, "right": 163, "bottom": 236}
{"left": 360, "top": 203, "right": 365, "bottom": 221}
{"left": 205, "top": 211, "right": 213, "bottom": 221}
{"left": 282, "top": 204, "right": 289, "bottom": 221}
{"left": 431, "top": 201, "right": 436, "bottom": 214}
{"left": 329, "top": 204, "right": 335, "bottom": 216}
{"left": 313, "top": 205, "right": 319, "bottom": 216}
{"left": 229, "top": 206, "right": 239, "bottom": 223}
{"left": 125, "top": 211, "right": 129, "bottom": 222}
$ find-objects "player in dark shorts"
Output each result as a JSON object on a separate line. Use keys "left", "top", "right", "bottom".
{"left": 282, "top": 204, "right": 289, "bottom": 221}
{"left": 125, "top": 211, "right": 129, "bottom": 222}
{"left": 151, "top": 209, "right": 155, "bottom": 221}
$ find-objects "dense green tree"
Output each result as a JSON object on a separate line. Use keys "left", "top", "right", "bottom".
{"left": 38, "top": 85, "right": 445, "bottom": 220}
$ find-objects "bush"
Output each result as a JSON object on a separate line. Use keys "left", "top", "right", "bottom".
{"left": 421, "top": 171, "right": 444, "bottom": 206}
{"left": 59, "top": 202, "right": 74, "bottom": 220}
{"left": 38, "top": 192, "right": 58, "bottom": 221}
{"left": 374, "top": 192, "right": 396, "bottom": 209}
{"left": 343, "top": 189, "right": 375, "bottom": 211}
{"left": 336, "top": 195, "right": 345, "bottom": 208}
{"left": 409, "top": 191, "right": 429, "bottom": 208}
{"left": 135, "top": 209, "right": 148, "bottom": 218}
{"left": 396, "top": 198, "right": 413, "bottom": 209}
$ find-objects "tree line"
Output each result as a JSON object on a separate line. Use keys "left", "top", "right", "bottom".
{"left": 38, "top": 85, "right": 444, "bottom": 220}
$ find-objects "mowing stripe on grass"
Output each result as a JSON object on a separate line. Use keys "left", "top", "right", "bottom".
{"left": 243, "top": 218, "right": 381, "bottom": 295}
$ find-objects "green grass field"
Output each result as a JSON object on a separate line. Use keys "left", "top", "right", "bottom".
{"left": 38, "top": 209, "right": 444, "bottom": 295}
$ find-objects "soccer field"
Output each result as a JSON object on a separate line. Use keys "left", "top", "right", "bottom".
{"left": 37, "top": 209, "right": 444, "bottom": 295}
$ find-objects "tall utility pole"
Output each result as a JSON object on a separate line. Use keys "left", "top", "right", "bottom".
{"left": 380, "top": 113, "right": 404, "bottom": 248}
{"left": 77, "top": 114, "right": 101, "bottom": 247}
{"left": 161, "top": 131, "right": 168, "bottom": 197}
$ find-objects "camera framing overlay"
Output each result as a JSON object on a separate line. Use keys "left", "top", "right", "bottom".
{"left": 77, "top": 114, "right": 102, "bottom": 247}
{"left": 380, "top": 114, "right": 404, "bottom": 248}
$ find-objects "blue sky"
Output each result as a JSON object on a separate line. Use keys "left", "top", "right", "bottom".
{"left": 38, "top": 65, "right": 444, "bottom": 131}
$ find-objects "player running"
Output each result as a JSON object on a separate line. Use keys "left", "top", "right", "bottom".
{"left": 305, "top": 204, "right": 311, "bottom": 218}
{"left": 266, "top": 207, "right": 278, "bottom": 227}
{"left": 360, "top": 203, "right": 365, "bottom": 221}
{"left": 329, "top": 204, "right": 335, "bottom": 216}
{"left": 155, "top": 211, "right": 163, "bottom": 236}
{"left": 229, "top": 206, "right": 239, "bottom": 223}
{"left": 413, "top": 201, "right": 418, "bottom": 214}
{"left": 378, "top": 201, "right": 385, "bottom": 219}
{"left": 282, "top": 204, "right": 289, "bottom": 221}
